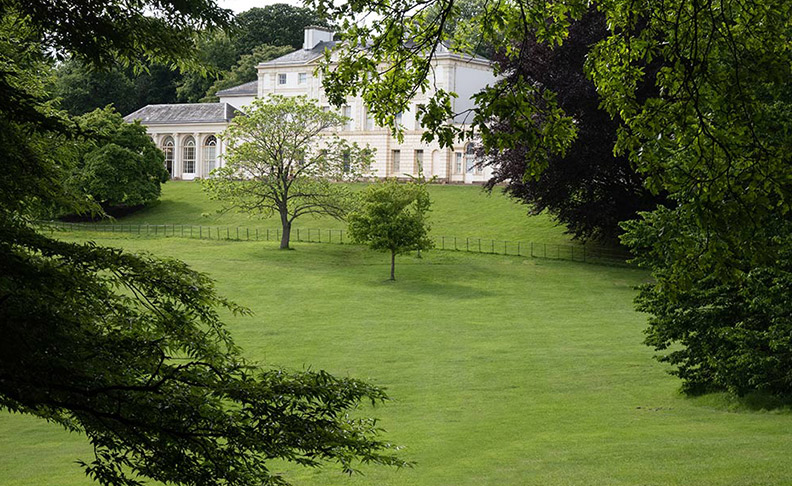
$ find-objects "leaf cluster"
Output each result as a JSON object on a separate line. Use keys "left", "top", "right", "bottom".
{"left": 61, "top": 106, "right": 170, "bottom": 213}
{"left": 203, "top": 95, "right": 374, "bottom": 223}
{"left": 347, "top": 179, "right": 434, "bottom": 256}
{"left": 481, "top": 9, "right": 667, "bottom": 243}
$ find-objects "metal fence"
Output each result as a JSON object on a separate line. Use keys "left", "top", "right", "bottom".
{"left": 39, "top": 221, "right": 632, "bottom": 265}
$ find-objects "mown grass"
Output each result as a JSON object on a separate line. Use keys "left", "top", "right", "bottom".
{"left": 98, "top": 181, "right": 576, "bottom": 245}
{"left": 2, "top": 235, "right": 791, "bottom": 486}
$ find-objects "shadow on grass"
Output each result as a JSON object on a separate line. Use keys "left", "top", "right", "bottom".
{"left": 687, "top": 390, "right": 792, "bottom": 413}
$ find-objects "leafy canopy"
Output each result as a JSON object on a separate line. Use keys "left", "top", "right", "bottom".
{"left": 481, "top": 9, "right": 666, "bottom": 243}
{"left": 203, "top": 95, "right": 374, "bottom": 249}
{"left": 348, "top": 179, "right": 433, "bottom": 280}
{"left": 64, "top": 106, "right": 170, "bottom": 212}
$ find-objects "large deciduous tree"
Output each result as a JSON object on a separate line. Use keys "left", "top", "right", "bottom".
{"left": 235, "top": 4, "right": 329, "bottom": 54}
{"left": 65, "top": 106, "right": 170, "bottom": 214}
{"left": 313, "top": 0, "right": 792, "bottom": 396}
{"left": 0, "top": 3, "right": 405, "bottom": 485}
{"left": 482, "top": 9, "right": 666, "bottom": 243}
{"left": 202, "top": 95, "right": 373, "bottom": 250}
{"left": 348, "top": 179, "right": 433, "bottom": 280}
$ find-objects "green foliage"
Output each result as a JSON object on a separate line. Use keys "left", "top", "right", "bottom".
{"left": 623, "top": 208, "right": 792, "bottom": 396}
{"left": 202, "top": 44, "right": 293, "bottom": 102}
{"left": 51, "top": 60, "right": 137, "bottom": 115}
{"left": 348, "top": 179, "right": 433, "bottom": 280}
{"left": 603, "top": 0, "right": 792, "bottom": 395}
{"left": 1, "top": 2, "right": 404, "bottom": 485}
{"left": 176, "top": 31, "right": 239, "bottom": 103}
{"left": 65, "top": 107, "right": 169, "bottom": 211}
{"left": 52, "top": 59, "right": 183, "bottom": 116}
{"left": 203, "top": 95, "right": 374, "bottom": 249}
{"left": 235, "top": 5, "right": 329, "bottom": 54}
{"left": 310, "top": 0, "right": 587, "bottom": 150}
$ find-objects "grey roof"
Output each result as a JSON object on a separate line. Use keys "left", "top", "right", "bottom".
{"left": 124, "top": 103, "right": 240, "bottom": 125}
{"left": 216, "top": 80, "right": 258, "bottom": 97}
{"left": 259, "top": 39, "right": 491, "bottom": 69}
{"left": 259, "top": 40, "right": 337, "bottom": 66}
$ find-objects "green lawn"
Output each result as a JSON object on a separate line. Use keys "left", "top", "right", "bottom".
{"left": 2, "top": 235, "right": 791, "bottom": 486}
{"left": 101, "top": 181, "right": 575, "bottom": 245}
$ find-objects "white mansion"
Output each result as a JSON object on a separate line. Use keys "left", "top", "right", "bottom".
{"left": 125, "top": 27, "right": 497, "bottom": 183}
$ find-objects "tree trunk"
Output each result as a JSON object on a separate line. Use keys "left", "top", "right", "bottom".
{"left": 280, "top": 218, "right": 291, "bottom": 250}
{"left": 390, "top": 250, "right": 396, "bottom": 280}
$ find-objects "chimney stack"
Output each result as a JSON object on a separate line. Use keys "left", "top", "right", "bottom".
{"left": 303, "top": 26, "right": 334, "bottom": 50}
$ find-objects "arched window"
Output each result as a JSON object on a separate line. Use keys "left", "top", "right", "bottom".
{"left": 183, "top": 136, "right": 196, "bottom": 174}
{"left": 465, "top": 143, "right": 477, "bottom": 174}
{"left": 162, "top": 137, "right": 174, "bottom": 176}
{"left": 203, "top": 135, "right": 217, "bottom": 175}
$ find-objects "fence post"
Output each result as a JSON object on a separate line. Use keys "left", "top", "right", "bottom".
{"left": 267, "top": 229, "right": 270, "bottom": 241}
{"left": 454, "top": 237, "right": 457, "bottom": 251}
{"left": 518, "top": 241, "right": 521, "bottom": 256}
{"left": 491, "top": 239, "right": 494, "bottom": 253}
{"left": 466, "top": 237, "right": 469, "bottom": 251}
{"left": 478, "top": 238, "right": 481, "bottom": 252}
{"left": 442, "top": 236, "right": 445, "bottom": 250}
{"left": 199, "top": 226, "right": 202, "bottom": 238}
{"left": 504, "top": 241, "right": 507, "bottom": 255}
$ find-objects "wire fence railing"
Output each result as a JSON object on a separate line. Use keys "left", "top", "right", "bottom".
{"left": 39, "top": 221, "right": 633, "bottom": 265}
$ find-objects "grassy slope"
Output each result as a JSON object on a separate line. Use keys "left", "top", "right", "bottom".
{"left": 2, "top": 236, "right": 790, "bottom": 486}
{"left": 103, "top": 181, "right": 575, "bottom": 245}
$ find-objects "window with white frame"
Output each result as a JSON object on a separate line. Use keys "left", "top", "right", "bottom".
{"left": 414, "top": 149, "right": 424, "bottom": 175}
{"left": 394, "top": 111, "right": 403, "bottom": 128}
{"left": 162, "top": 137, "right": 174, "bottom": 176}
{"left": 365, "top": 110, "right": 375, "bottom": 130}
{"left": 342, "top": 105, "right": 353, "bottom": 130}
{"left": 278, "top": 73, "right": 287, "bottom": 85}
{"left": 465, "top": 144, "right": 477, "bottom": 173}
{"left": 298, "top": 72, "right": 307, "bottom": 84}
{"left": 464, "top": 144, "right": 482, "bottom": 174}
{"left": 183, "top": 137, "right": 196, "bottom": 174}
{"left": 455, "top": 152, "right": 463, "bottom": 174}
{"left": 203, "top": 135, "right": 217, "bottom": 175}
{"left": 392, "top": 150, "right": 401, "bottom": 174}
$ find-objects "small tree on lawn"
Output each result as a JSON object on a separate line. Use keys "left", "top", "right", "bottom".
{"left": 202, "top": 95, "right": 373, "bottom": 249}
{"left": 348, "top": 179, "right": 433, "bottom": 280}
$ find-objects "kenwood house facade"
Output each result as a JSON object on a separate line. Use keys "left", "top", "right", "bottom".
{"left": 125, "top": 27, "right": 497, "bottom": 183}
